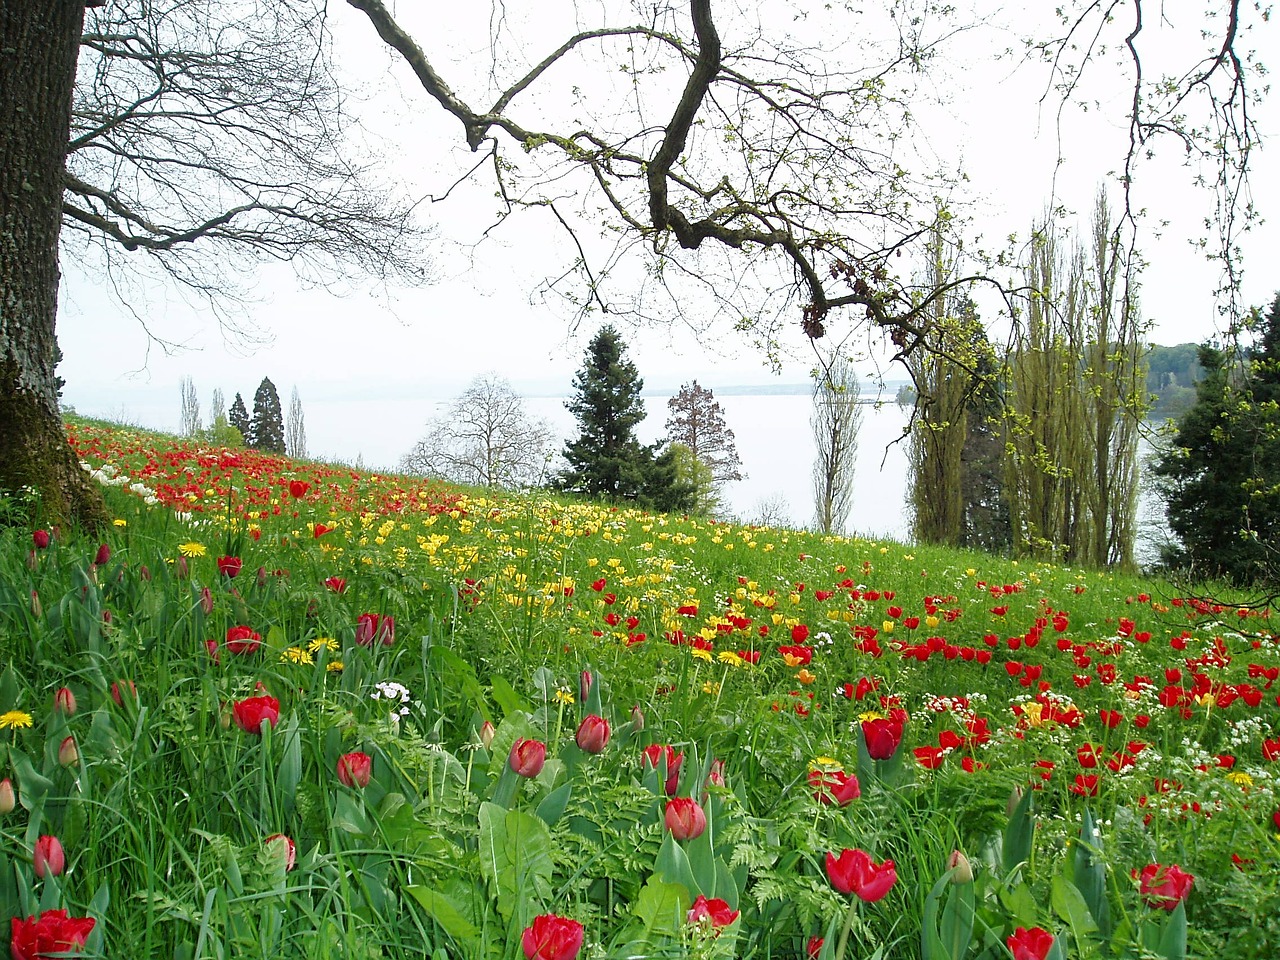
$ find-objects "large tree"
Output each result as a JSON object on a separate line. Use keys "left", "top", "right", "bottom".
{"left": 810, "top": 358, "right": 863, "bottom": 535}
{"left": 249, "top": 377, "right": 285, "bottom": 453}
{"left": 1152, "top": 295, "right": 1280, "bottom": 584}
{"left": 1, "top": 0, "right": 419, "bottom": 526}
{"left": 401, "top": 375, "right": 556, "bottom": 489}
{"left": 665, "top": 381, "right": 743, "bottom": 514}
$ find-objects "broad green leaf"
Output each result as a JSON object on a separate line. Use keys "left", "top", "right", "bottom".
{"left": 1002, "top": 788, "right": 1034, "bottom": 878}
{"left": 1156, "top": 901, "right": 1187, "bottom": 960}
{"left": 477, "top": 801, "right": 554, "bottom": 922}
{"left": 407, "top": 885, "right": 481, "bottom": 944}
{"left": 1051, "top": 873, "right": 1098, "bottom": 941}
{"left": 490, "top": 675, "right": 528, "bottom": 717}
{"left": 630, "top": 875, "right": 689, "bottom": 942}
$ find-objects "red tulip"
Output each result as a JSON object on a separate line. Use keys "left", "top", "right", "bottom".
{"left": 509, "top": 738, "right": 547, "bottom": 778}
{"left": 664, "top": 797, "right": 707, "bottom": 841}
{"left": 33, "top": 835, "right": 65, "bottom": 878}
{"left": 225, "top": 625, "right": 262, "bottom": 655}
{"left": 641, "top": 743, "right": 684, "bottom": 795}
{"left": 1006, "top": 926, "right": 1055, "bottom": 960}
{"left": 575, "top": 715, "right": 610, "bottom": 754}
{"left": 53, "top": 686, "right": 77, "bottom": 716}
{"left": 264, "top": 833, "right": 296, "bottom": 871}
{"left": 1138, "top": 863, "right": 1194, "bottom": 910}
{"left": 288, "top": 479, "right": 310, "bottom": 499}
{"left": 825, "top": 848, "right": 897, "bottom": 901}
{"left": 861, "top": 717, "right": 904, "bottom": 760}
{"left": 9, "top": 909, "right": 96, "bottom": 960}
{"left": 356, "top": 613, "right": 395, "bottom": 647}
{"left": 687, "top": 894, "right": 739, "bottom": 927}
{"left": 324, "top": 576, "right": 347, "bottom": 593}
{"left": 808, "top": 770, "right": 861, "bottom": 806}
{"left": 217, "top": 555, "right": 243, "bottom": 578}
{"left": 93, "top": 543, "right": 110, "bottom": 566}
{"left": 31, "top": 530, "right": 50, "bottom": 550}
{"left": 57, "top": 736, "right": 79, "bottom": 767}
{"left": 521, "top": 913, "right": 584, "bottom": 960}
{"left": 110, "top": 679, "right": 137, "bottom": 707}
{"left": 336, "top": 751, "right": 373, "bottom": 788}
{"left": 232, "top": 695, "right": 280, "bottom": 734}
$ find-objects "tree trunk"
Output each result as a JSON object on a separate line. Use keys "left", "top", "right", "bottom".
{"left": 0, "top": 1, "right": 106, "bottom": 528}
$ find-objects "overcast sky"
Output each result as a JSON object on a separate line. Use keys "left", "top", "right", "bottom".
{"left": 55, "top": 1, "right": 1280, "bottom": 468}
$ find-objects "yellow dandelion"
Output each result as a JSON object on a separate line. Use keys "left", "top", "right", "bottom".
{"left": 113, "top": 518, "right": 127, "bottom": 528}
{"left": 553, "top": 688, "right": 575, "bottom": 706}
{"left": 326, "top": 661, "right": 344, "bottom": 672}
{"left": 702, "top": 681, "right": 721, "bottom": 695}
{"left": 690, "top": 647, "right": 713, "bottom": 663}
{"left": 308, "top": 636, "right": 340, "bottom": 654}
{"left": 0, "top": 710, "right": 34, "bottom": 730}
{"left": 280, "top": 647, "right": 314, "bottom": 665}
{"left": 717, "top": 651, "right": 744, "bottom": 667}
{"left": 1226, "top": 771, "right": 1254, "bottom": 789}
{"left": 178, "top": 542, "right": 207, "bottom": 558}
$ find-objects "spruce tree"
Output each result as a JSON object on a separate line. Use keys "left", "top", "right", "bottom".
{"left": 559, "top": 326, "right": 651, "bottom": 500}
{"left": 1152, "top": 294, "right": 1280, "bottom": 583}
{"left": 249, "top": 377, "right": 285, "bottom": 453}
{"left": 228, "top": 393, "right": 251, "bottom": 443}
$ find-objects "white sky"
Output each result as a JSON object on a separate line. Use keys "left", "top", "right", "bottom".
{"left": 55, "top": 1, "right": 1280, "bottom": 467}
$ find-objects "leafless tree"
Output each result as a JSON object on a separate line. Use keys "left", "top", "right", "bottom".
{"left": 208, "top": 387, "right": 225, "bottom": 428}
{"left": 67, "top": 0, "right": 427, "bottom": 345}
{"left": 286, "top": 387, "right": 307, "bottom": 459}
{"left": 400, "top": 375, "right": 556, "bottom": 489}
{"left": 811, "top": 359, "right": 863, "bottom": 535}
{"left": 666, "top": 381, "right": 744, "bottom": 483}
{"left": 179, "top": 375, "right": 200, "bottom": 437}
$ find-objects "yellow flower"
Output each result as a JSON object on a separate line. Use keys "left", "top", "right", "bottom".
{"left": 857, "top": 710, "right": 884, "bottom": 723}
{"left": 553, "top": 688, "right": 575, "bottom": 705}
{"left": 717, "top": 651, "right": 744, "bottom": 667}
{"left": 702, "top": 681, "right": 721, "bottom": 695}
{"left": 925, "top": 615, "right": 940, "bottom": 629}
{"left": 796, "top": 668, "right": 817, "bottom": 685}
{"left": 1021, "top": 702, "right": 1045, "bottom": 727}
{"left": 690, "top": 648, "right": 713, "bottom": 663}
{"left": 308, "top": 636, "right": 340, "bottom": 653}
{"left": 326, "top": 661, "right": 344, "bottom": 672}
{"left": 810, "top": 755, "right": 843, "bottom": 772}
{"left": 1226, "top": 771, "right": 1254, "bottom": 789}
{"left": 280, "top": 647, "right": 314, "bottom": 665}
{"left": 881, "top": 620, "right": 895, "bottom": 634}
{"left": 113, "top": 518, "right": 127, "bottom": 528}
{"left": 782, "top": 652, "right": 806, "bottom": 667}
{"left": 0, "top": 710, "right": 33, "bottom": 730}
{"left": 178, "top": 542, "right": 207, "bottom": 558}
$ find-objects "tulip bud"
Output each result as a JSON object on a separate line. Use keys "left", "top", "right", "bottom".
{"left": 111, "top": 679, "right": 137, "bottom": 707}
{"left": 175, "top": 556, "right": 189, "bottom": 580}
{"left": 58, "top": 736, "right": 79, "bottom": 768}
{"left": 30, "top": 591, "right": 41, "bottom": 619}
{"left": 53, "top": 687, "right": 77, "bottom": 716}
{"left": 33, "top": 835, "right": 65, "bottom": 878}
{"left": 94, "top": 544, "right": 111, "bottom": 566}
{"left": 575, "top": 714, "right": 610, "bottom": 754}
{"left": 0, "top": 778, "right": 15, "bottom": 815}
{"left": 579, "top": 669, "right": 594, "bottom": 702}
{"left": 139, "top": 564, "right": 151, "bottom": 581}
{"left": 509, "top": 738, "right": 547, "bottom": 778}
{"left": 947, "top": 850, "right": 973, "bottom": 884}
{"left": 1007, "top": 786, "right": 1024, "bottom": 818}
{"left": 200, "top": 587, "right": 214, "bottom": 615}
{"left": 257, "top": 566, "right": 268, "bottom": 588}
{"left": 336, "top": 751, "right": 373, "bottom": 788}
{"left": 264, "top": 833, "right": 297, "bottom": 872}
{"left": 32, "top": 530, "right": 50, "bottom": 550}
{"left": 664, "top": 797, "right": 707, "bottom": 841}
{"left": 630, "top": 704, "right": 645, "bottom": 732}
{"left": 479, "top": 721, "right": 496, "bottom": 750}
{"left": 26, "top": 550, "right": 38, "bottom": 571}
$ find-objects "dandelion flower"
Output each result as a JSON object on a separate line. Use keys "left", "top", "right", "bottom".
{"left": 308, "top": 636, "right": 340, "bottom": 654}
{"left": 178, "top": 542, "right": 207, "bottom": 558}
{"left": 0, "top": 710, "right": 34, "bottom": 730}
{"left": 326, "top": 661, "right": 344, "bottom": 672}
{"left": 280, "top": 647, "right": 314, "bottom": 665}
{"left": 553, "top": 688, "right": 575, "bottom": 706}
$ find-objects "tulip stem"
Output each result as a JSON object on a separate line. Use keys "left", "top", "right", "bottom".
{"left": 833, "top": 897, "right": 858, "bottom": 960}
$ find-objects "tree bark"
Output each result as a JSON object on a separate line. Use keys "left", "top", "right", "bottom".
{"left": 0, "top": 1, "right": 106, "bottom": 528}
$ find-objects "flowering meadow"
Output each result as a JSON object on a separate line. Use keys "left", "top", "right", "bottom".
{"left": 0, "top": 418, "right": 1278, "bottom": 959}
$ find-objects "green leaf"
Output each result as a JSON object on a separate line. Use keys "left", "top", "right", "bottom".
{"left": 490, "top": 675, "right": 528, "bottom": 717}
{"left": 653, "top": 831, "right": 698, "bottom": 895}
{"left": 477, "top": 801, "right": 554, "bottom": 923}
{"left": 1050, "top": 873, "right": 1098, "bottom": 941}
{"left": 1156, "top": 901, "right": 1187, "bottom": 960}
{"left": 1071, "top": 808, "right": 1109, "bottom": 936}
{"left": 406, "top": 885, "right": 480, "bottom": 946}
{"left": 997, "top": 882, "right": 1040, "bottom": 927}
{"left": 1002, "top": 788, "right": 1034, "bottom": 878}
{"left": 940, "top": 878, "right": 976, "bottom": 960}
{"left": 534, "top": 782, "right": 572, "bottom": 827}
{"left": 630, "top": 875, "right": 689, "bottom": 942}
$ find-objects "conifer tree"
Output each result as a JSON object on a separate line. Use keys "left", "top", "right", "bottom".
{"left": 250, "top": 377, "right": 285, "bottom": 453}
{"left": 559, "top": 326, "right": 651, "bottom": 500}
{"left": 1152, "top": 294, "right": 1280, "bottom": 584}
{"left": 228, "top": 393, "right": 251, "bottom": 442}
